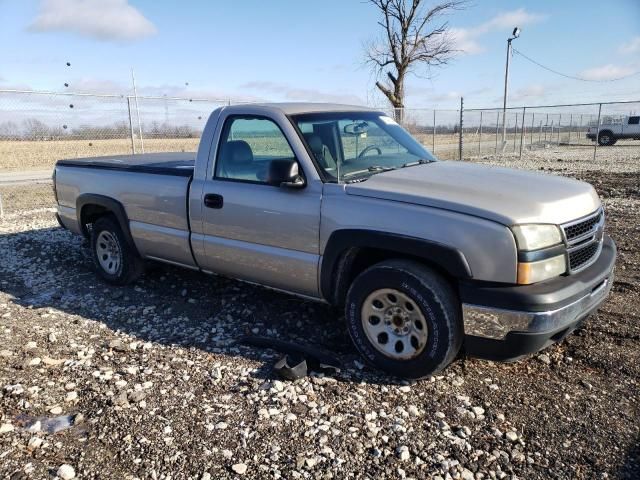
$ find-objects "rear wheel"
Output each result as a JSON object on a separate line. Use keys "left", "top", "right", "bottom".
{"left": 597, "top": 131, "right": 615, "bottom": 146}
{"left": 345, "top": 259, "right": 463, "bottom": 378}
{"left": 91, "top": 216, "right": 143, "bottom": 285}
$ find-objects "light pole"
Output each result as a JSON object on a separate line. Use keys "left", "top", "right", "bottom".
{"left": 501, "top": 27, "right": 520, "bottom": 150}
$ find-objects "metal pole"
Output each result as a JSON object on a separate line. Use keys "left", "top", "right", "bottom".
{"left": 501, "top": 38, "right": 513, "bottom": 149}
{"left": 131, "top": 69, "right": 144, "bottom": 153}
{"left": 126, "top": 97, "right": 136, "bottom": 155}
{"left": 580, "top": 114, "right": 583, "bottom": 142}
{"left": 432, "top": 110, "right": 436, "bottom": 154}
{"left": 519, "top": 107, "right": 526, "bottom": 160}
{"left": 459, "top": 97, "right": 464, "bottom": 161}
{"left": 478, "top": 111, "right": 483, "bottom": 156}
{"left": 0, "top": 194, "right": 4, "bottom": 220}
{"left": 594, "top": 103, "right": 602, "bottom": 162}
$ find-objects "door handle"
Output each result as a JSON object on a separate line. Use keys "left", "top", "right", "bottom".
{"left": 204, "top": 193, "right": 224, "bottom": 209}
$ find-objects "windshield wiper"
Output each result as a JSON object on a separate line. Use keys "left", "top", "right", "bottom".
{"left": 401, "top": 158, "right": 433, "bottom": 168}
{"left": 342, "top": 165, "right": 396, "bottom": 180}
{"left": 367, "top": 165, "right": 396, "bottom": 172}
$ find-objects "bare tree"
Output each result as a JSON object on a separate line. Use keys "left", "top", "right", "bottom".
{"left": 366, "top": 0, "right": 466, "bottom": 118}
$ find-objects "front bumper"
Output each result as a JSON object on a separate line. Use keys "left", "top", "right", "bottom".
{"left": 461, "top": 235, "right": 616, "bottom": 361}
{"left": 586, "top": 133, "right": 596, "bottom": 140}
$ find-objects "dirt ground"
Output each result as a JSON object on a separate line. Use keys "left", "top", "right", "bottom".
{"left": 0, "top": 169, "right": 638, "bottom": 480}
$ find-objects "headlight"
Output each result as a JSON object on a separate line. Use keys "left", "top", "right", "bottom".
{"left": 517, "top": 254, "right": 566, "bottom": 284}
{"left": 511, "top": 224, "right": 562, "bottom": 251}
{"left": 512, "top": 224, "right": 566, "bottom": 284}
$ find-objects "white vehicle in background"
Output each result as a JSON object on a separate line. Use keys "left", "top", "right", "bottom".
{"left": 587, "top": 115, "right": 640, "bottom": 145}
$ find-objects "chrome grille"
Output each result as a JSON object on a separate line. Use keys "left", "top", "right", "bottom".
{"left": 561, "top": 208, "right": 604, "bottom": 273}
{"left": 564, "top": 210, "right": 603, "bottom": 242}
{"left": 568, "top": 242, "right": 600, "bottom": 271}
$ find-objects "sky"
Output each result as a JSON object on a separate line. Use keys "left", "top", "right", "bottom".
{"left": 0, "top": 0, "right": 639, "bottom": 109}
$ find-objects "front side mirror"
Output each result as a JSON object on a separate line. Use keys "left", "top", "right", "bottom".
{"left": 267, "top": 159, "right": 306, "bottom": 189}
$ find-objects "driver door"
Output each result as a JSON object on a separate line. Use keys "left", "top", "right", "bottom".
{"left": 197, "top": 115, "right": 322, "bottom": 297}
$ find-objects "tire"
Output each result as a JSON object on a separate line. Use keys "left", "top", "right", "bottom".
{"left": 345, "top": 259, "right": 463, "bottom": 378}
{"left": 90, "top": 215, "right": 144, "bottom": 285}
{"left": 597, "top": 131, "right": 615, "bottom": 146}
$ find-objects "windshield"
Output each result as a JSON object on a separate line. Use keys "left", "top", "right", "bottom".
{"left": 291, "top": 111, "right": 436, "bottom": 183}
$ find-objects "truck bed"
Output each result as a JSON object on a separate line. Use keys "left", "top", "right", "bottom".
{"left": 55, "top": 151, "right": 197, "bottom": 268}
{"left": 56, "top": 152, "right": 195, "bottom": 177}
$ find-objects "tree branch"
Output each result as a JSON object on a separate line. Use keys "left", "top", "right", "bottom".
{"left": 366, "top": 0, "right": 468, "bottom": 109}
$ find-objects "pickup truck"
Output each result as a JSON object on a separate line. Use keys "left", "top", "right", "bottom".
{"left": 587, "top": 115, "right": 640, "bottom": 145}
{"left": 54, "top": 103, "right": 616, "bottom": 378}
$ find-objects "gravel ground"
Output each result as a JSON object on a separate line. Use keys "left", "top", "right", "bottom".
{"left": 473, "top": 142, "right": 640, "bottom": 174}
{"left": 0, "top": 171, "right": 638, "bottom": 480}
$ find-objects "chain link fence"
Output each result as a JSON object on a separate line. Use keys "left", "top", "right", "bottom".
{"left": 1, "top": 89, "right": 639, "bottom": 217}
{"left": 0, "top": 89, "right": 228, "bottom": 171}
{"left": 394, "top": 100, "right": 640, "bottom": 175}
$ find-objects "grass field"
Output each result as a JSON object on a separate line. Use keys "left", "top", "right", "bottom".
{"left": 0, "top": 138, "right": 201, "bottom": 172}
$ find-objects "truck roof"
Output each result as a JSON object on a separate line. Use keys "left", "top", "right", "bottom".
{"left": 225, "top": 102, "right": 382, "bottom": 115}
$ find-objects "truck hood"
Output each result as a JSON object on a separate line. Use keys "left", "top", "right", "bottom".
{"left": 344, "top": 161, "right": 600, "bottom": 225}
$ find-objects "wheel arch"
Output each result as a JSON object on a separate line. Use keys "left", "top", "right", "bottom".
{"left": 321, "top": 229, "right": 472, "bottom": 306}
{"left": 76, "top": 194, "right": 138, "bottom": 253}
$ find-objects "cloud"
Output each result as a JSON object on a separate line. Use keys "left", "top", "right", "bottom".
{"left": 619, "top": 36, "right": 640, "bottom": 55}
{"left": 429, "top": 91, "right": 462, "bottom": 102}
{"left": 240, "top": 81, "right": 365, "bottom": 105}
{"left": 450, "top": 8, "right": 545, "bottom": 55}
{"left": 579, "top": 64, "right": 636, "bottom": 81}
{"left": 425, "top": 86, "right": 492, "bottom": 104}
{"left": 510, "top": 84, "right": 546, "bottom": 102}
{"left": 28, "top": 0, "right": 156, "bottom": 42}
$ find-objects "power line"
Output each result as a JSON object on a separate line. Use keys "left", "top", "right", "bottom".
{"left": 512, "top": 47, "right": 640, "bottom": 82}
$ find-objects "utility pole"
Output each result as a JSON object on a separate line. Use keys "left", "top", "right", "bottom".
{"left": 501, "top": 27, "right": 520, "bottom": 151}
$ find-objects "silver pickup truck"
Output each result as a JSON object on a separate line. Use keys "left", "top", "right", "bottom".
{"left": 54, "top": 103, "right": 616, "bottom": 378}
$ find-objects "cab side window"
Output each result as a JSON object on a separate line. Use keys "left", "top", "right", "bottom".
{"left": 628, "top": 116, "right": 639, "bottom": 125}
{"left": 215, "top": 117, "right": 296, "bottom": 183}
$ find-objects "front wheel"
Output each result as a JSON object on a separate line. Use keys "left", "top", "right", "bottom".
{"left": 345, "top": 260, "right": 463, "bottom": 378}
{"left": 91, "top": 215, "right": 144, "bottom": 285}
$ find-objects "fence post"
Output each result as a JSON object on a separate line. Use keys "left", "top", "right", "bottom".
{"left": 544, "top": 113, "right": 549, "bottom": 142}
{"left": 495, "top": 112, "right": 499, "bottom": 154}
{"left": 513, "top": 113, "right": 518, "bottom": 152}
{"left": 432, "top": 110, "right": 436, "bottom": 154}
{"left": 0, "top": 193, "right": 4, "bottom": 220}
{"left": 539, "top": 120, "right": 543, "bottom": 143}
{"left": 459, "top": 98, "right": 464, "bottom": 161}
{"left": 594, "top": 103, "right": 602, "bottom": 162}
{"left": 557, "top": 113, "right": 562, "bottom": 145}
{"left": 530, "top": 112, "right": 535, "bottom": 145}
{"left": 131, "top": 69, "right": 145, "bottom": 153}
{"left": 519, "top": 107, "right": 526, "bottom": 161}
{"left": 580, "top": 114, "right": 583, "bottom": 141}
{"left": 126, "top": 97, "right": 136, "bottom": 155}
{"left": 478, "top": 111, "right": 483, "bottom": 157}
{"left": 568, "top": 113, "right": 573, "bottom": 143}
